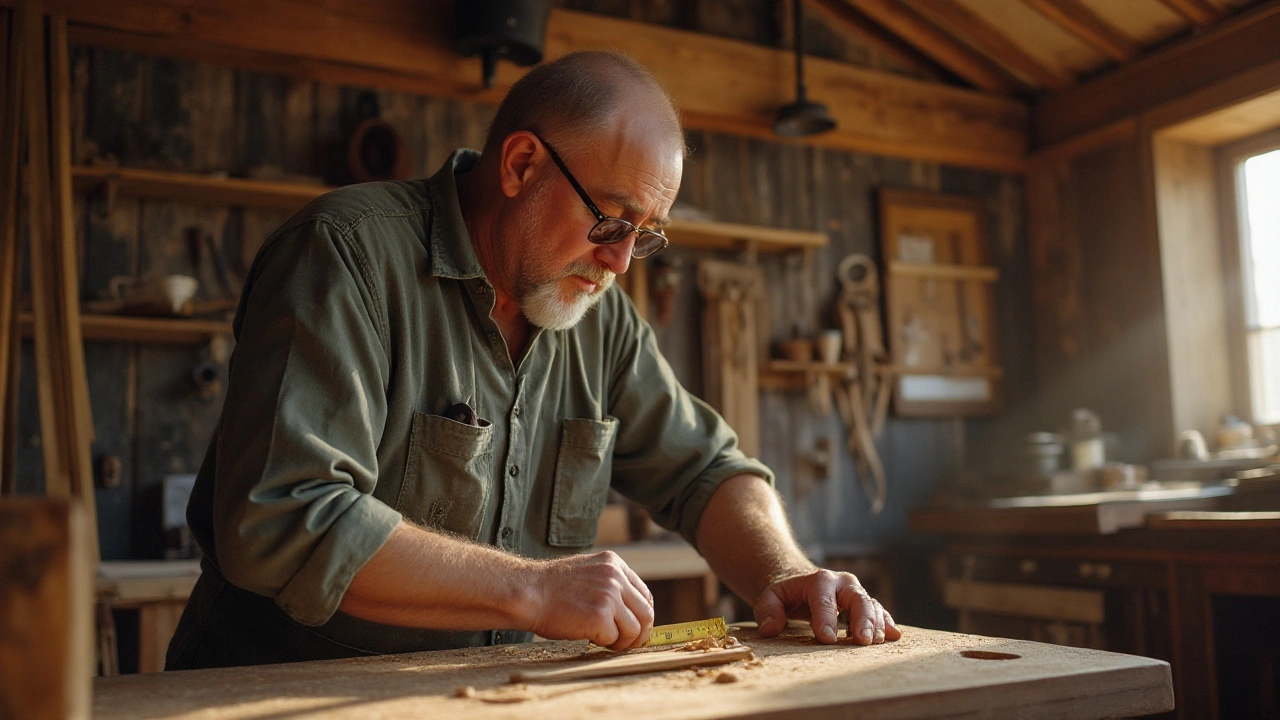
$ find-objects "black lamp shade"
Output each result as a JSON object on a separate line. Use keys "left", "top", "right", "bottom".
{"left": 774, "top": 99, "right": 836, "bottom": 137}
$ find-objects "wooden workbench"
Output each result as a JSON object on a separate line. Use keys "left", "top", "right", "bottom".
{"left": 92, "top": 624, "right": 1173, "bottom": 719}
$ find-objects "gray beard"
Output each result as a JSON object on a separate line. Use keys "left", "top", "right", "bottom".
{"left": 519, "top": 261, "right": 614, "bottom": 330}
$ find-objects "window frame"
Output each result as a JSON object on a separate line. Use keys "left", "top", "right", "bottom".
{"left": 1217, "top": 127, "right": 1280, "bottom": 424}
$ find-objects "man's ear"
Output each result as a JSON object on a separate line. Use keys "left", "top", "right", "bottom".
{"left": 498, "top": 132, "right": 540, "bottom": 199}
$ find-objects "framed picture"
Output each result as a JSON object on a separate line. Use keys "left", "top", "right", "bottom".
{"left": 877, "top": 188, "right": 1003, "bottom": 416}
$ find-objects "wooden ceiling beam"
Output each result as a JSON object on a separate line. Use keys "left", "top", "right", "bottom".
{"left": 909, "top": 0, "right": 1075, "bottom": 90}
{"left": 1034, "top": 1, "right": 1280, "bottom": 147}
{"left": 806, "top": 0, "right": 951, "bottom": 82}
{"left": 1020, "top": 0, "right": 1141, "bottom": 63}
{"left": 1157, "top": 0, "right": 1225, "bottom": 28}
{"left": 840, "top": 0, "right": 1021, "bottom": 94}
{"left": 7, "top": 0, "right": 1028, "bottom": 171}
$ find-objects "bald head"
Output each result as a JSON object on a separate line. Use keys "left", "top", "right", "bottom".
{"left": 482, "top": 51, "right": 683, "bottom": 160}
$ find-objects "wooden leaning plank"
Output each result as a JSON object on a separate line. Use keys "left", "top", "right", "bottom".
{"left": 510, "top": 646, "right": 753, "bottom": 683}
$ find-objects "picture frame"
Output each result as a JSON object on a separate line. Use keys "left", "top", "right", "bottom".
{"left": 877, "top": 188, "right": 1003, "bottom": 417}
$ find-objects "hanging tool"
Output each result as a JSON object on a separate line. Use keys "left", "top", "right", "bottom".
{"left": 834, "top": 254, "right": 890, "bottom": 514}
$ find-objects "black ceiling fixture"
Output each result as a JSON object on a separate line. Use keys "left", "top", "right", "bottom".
{"left": 774, "top": 0, "right": 836, "bottom": 138}
{"left": 454, "top": 0, "right": 551, "bottom": 89}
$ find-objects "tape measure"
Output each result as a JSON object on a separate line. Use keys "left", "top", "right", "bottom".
{"left": 644, "top": 616, "right": 728, "bottom": 647}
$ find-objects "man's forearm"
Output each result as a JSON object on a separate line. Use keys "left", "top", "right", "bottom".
{"left": 694, "top": 474, "right": 815, "bottom": 604}
{"left": 338, "top": 521, "right": 538, "bottom": 630}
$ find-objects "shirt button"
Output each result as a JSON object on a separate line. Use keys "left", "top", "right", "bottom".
{"left": 501, "top": 527, "right": 513, "bottom": 541}
{"left": 512, "top": 406, "right": 521, "bottom": 417}
{"left": 494, "top": 631, "right": 503, "bottom": 644}
{"left": 508, "top": 465, "right": 519, "bottom": 477}
{"left": 477, "top": 285, "right": 487, "bottom": 295}
{"left": 488, "top": 331, "right": 498, "bottom": 344}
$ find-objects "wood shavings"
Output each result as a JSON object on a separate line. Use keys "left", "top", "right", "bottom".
{"left": 714, "top": 671, "right": 740, "bottom": 684}
{"left": 683, "top": 634, "right": 739, "bottom": 652}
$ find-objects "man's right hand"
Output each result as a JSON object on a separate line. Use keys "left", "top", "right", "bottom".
{"left": 524, "top": 550, "right": 654, "bottom": 650}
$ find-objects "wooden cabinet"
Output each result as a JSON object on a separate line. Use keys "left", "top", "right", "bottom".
{"left": 915, "top": 509, "right": 1280, "bottom": 720}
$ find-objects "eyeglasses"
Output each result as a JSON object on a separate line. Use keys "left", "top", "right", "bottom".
{"left": 532, "top": 133, "right": 669, "bottom": 259}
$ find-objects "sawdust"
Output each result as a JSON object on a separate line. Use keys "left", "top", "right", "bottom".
{"left": 453, "top": 686, "right": 476, "bottom": 698}
{"left": 682, "top": 634, "right": 741, "bottom": 652}
{"left": 714, "top": 671, "right": 740, "bottom": 684}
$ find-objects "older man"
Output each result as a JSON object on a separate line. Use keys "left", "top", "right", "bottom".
{"left": 167, "top": 50, "right": 899, "bottom": 670}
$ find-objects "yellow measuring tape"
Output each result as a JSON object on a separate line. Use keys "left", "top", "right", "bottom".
{"left": 644, "top": 616, "right": 728, "bottom": 647}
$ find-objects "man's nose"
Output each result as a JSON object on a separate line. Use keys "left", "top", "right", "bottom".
{"left": 593, "top": 235, "right": 634, "bottom": 276}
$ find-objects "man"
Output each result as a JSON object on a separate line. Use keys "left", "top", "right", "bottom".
{"left": 167, "top": 50, "right": 899, "bottom": 670}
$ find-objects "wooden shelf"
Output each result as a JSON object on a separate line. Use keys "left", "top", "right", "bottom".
{"left": 666, "top": 218, "right": 828, "bottom": 253}
{"left": 73, "top": 165, "right": 327, "bottom": 211}
{"left": 20, "top": 313, "right": 232, "bottom": 345}
{"left": 887, "top": 261, "right": 999, "bottom": 282}
{"left": 72, "top": 166, "right": 829, "bottom": 253}
{"left": 759, "top": 359, "right": 858, "bottom": 391}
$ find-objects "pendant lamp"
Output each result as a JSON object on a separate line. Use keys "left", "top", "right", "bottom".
{"left": 774, "top": 0, "right": 836, "bottom": 137}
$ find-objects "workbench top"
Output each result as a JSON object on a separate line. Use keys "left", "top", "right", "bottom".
{"left": 92, "top": 625, "right": 1173, "bottom": 719}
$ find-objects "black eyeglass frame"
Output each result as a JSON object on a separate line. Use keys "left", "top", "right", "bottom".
{"left": 531, "top": 132, "right": 669, "bottom": 259}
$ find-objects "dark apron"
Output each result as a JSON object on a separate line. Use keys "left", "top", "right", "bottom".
{"left": 165, "top": 557, "right": 530, "bottom": 670}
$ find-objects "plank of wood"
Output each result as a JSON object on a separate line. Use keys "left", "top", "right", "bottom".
{"left": 944, "top": 579, "right": 1105, "bottom": 624}
{"left": 49, "top": 14, "right": 98, "bottom": 560}
{"left": 19, "top": 312, "right": 233, "bottom": 345}
{"left": 0, "top": 497, "right": 93, "bottom": 719}
{"left": 1157, "top": 0, "right": 1224, "bottom": 28}
{"left": 1146, "top": 511, "right": 1280, "bottom": 530}
{"left": 0, "top": 5, "right": 24, "bottom": 487}
{"left": 511, "top": 646, "right": 753, "bottom": 683}
{"left": 910, "top": 0, "right": 1074, "bottom": 91}
{"left": 1021, "top": 0, "right": 1140, "bottom": 63}
{"left": 1033, "top": 1, "right": 1280, "bottom": 146}
{"left": 843, "top": 0, "right": 1019, "bottom": 94}
{"left": 90, "top": 625, "right": 1174, "bottom": 719}
{"left": 1, "top": 0, "right": 1029, "bottom": 171}
{"left": 22, "top": 0, "right": 74, "bottom": 500}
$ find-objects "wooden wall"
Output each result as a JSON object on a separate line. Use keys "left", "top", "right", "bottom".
{"left": 12, "top": 3, "right": 1034, "bottom": 575}
{"left": 1027, "top": 134, "right": 1175, "bottom": 462}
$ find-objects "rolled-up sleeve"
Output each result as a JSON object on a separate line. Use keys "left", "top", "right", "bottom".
{"left": 605, "top": 297, "right": 774, "bottom": 549}
{"left": 213, "top": 219, "right": 402, "bottom": 626}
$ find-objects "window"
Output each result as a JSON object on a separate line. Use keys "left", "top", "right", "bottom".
{"left": 1237, "top": 148, "right": 1280, "bottom": 423}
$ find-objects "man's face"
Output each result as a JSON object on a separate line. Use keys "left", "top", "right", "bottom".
{"left": 508, "top": 114, "right": 683, "bottom": 330}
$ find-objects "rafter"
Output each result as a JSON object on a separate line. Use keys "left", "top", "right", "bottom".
{"left": 909, "top": 0, "right": 1074, "bottom": 90}
{"left": 806, "top": 0, "right": 950, "bottom": 82}
{"left": 7, "top": 0, "right": 1028, "bottom": 170}
{"left": 842, "top": 0, "right": 1020, "bottom": 94}
{"left": 1021, "top": 0, "right": 1141, "bottom": 63}
{"left": 1158, "top": 0, "right": 1225, "bottom": 27}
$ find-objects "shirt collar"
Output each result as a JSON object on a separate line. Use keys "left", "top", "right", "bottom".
{"left": 425, "top": 148, "right": 486, "bottom": 280}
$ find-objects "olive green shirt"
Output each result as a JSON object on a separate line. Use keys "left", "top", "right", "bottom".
{"left": 180, "top": 149, "right": 772, "bottom": 659}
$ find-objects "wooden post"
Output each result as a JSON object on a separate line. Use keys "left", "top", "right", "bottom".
{"left": 17, "top": 0, "right": 98, "bottom": 558}
{"left": 0, "top": 6, "right": 26, "bottom": 492}
{"left": 0, "top": 497, "right": 94, "bottom": 719}
{"left": 696, "top": 259, "right": 763, "bottom": 458}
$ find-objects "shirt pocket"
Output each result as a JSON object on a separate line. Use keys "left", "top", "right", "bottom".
{"left": 395, "top": 411, "right": 493, "bottom": 542}
{"left": 547, "top": 416, "right": 619, "bottom": 548}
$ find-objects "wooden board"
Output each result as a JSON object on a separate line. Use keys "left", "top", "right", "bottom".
{"left": 90, "top": 625, "right": 1173, "bottom": 719}
{"left": 0, "top": 497, "right": 92, "bottom": 720}
{"left": 910, "top": 484, "right": 1234, "bottom": 536}
{"left": 0, "top": 0, "right": 1029, "bottom": 171}
{"left": 511, "top": 645, "right": 753, "bottom": 683}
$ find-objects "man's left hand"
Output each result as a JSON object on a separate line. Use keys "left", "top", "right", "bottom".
{"left": 754, "top": 569, "right": 902, "bottom": 645}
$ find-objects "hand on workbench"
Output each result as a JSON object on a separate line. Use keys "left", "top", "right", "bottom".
{"left": 526, "top": 550, "right": 655, "bottom": 651}
{"left": 754, "top": 569, "right": 901, "bottom": 646}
